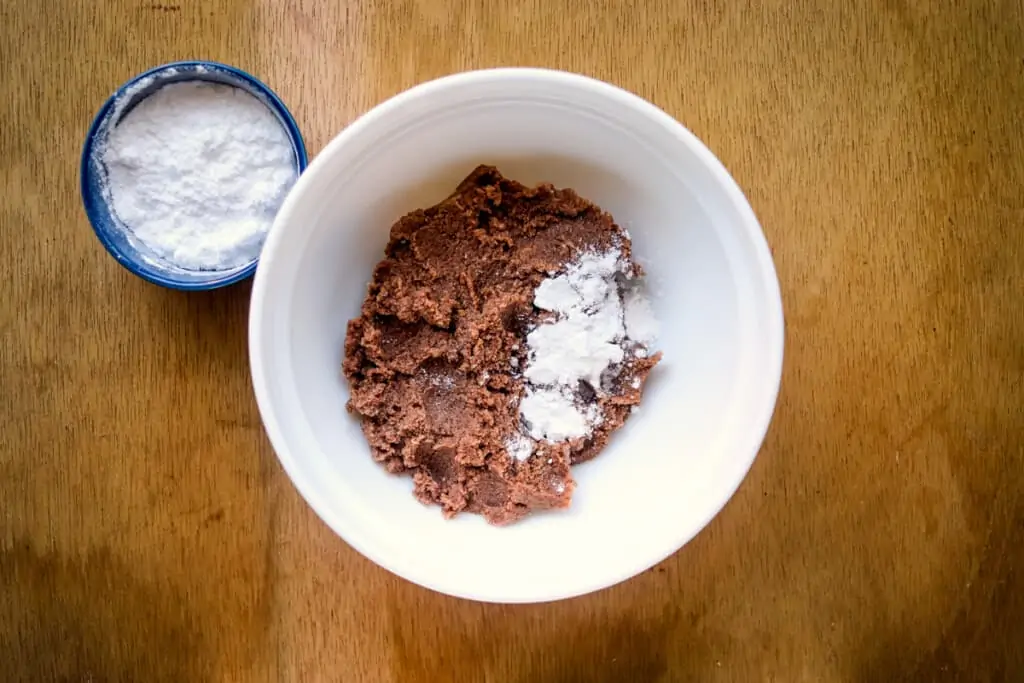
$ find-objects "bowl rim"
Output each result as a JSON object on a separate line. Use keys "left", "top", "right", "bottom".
{"left": 79, "top": 60, "right": 309, "bottom": 291}
{"left": 250, "top": 67, "right": 785, "bottom": 603}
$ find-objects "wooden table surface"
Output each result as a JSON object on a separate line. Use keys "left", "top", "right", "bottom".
{"left": 3, "top": 1, "right": 1023, "bottom": 680}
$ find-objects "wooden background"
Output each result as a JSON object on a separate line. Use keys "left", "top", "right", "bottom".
{"left": 2, "top": 0, "right": 1023, "bottom": 680}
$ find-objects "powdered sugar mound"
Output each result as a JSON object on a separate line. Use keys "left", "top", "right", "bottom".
{"left": 623, "top": 285, "right": 659, "bottom": 345}
{"left": 100, "top": 80, "right": 297, "bottom": 271}
{"left": 505, "top": 432, "right": 534, "bottom": 461}
{"left": 520, "top": 386, "right": 601, "bottom": 442}
{"left": 525, "top": 249, "right": 626, "bottom": 389}
{"left": 517, "top": 247, "right": 654, "bottom": 443}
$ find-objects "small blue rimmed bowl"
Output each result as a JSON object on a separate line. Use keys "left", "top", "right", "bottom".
{"left": 80, "top": 60, "right": 308, "bottom": 291}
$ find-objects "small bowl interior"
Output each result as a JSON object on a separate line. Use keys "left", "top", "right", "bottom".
{"left": 251, "top": 71, "right": 783, "bottom": 602}
{"left": 81, "top": 62, "right": 306, "bottom": 290}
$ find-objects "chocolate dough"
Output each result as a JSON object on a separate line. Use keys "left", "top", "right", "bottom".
{"left": 343, "top": 166, "right": 659, "bottom": 525}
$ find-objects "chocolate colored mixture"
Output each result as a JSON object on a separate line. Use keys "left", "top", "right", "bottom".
{"left": 343, "top": 166, "right": 659, "bottom": 525}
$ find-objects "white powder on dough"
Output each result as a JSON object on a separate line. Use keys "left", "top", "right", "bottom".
{"left": 517, "top": 248, "right": 656, "bottom": 443}
{"left": 624, "top": 285, "right": 659, "bottom": 345}
{"left": 100, "top": 81, "right": 297, "bottom": 271}
{"left": 526, "top": 250, "right": 626, "bottom": 389}
{"left": 505, "top": 432, "right": 534, "bottom": 462}
{"left": 519, "top": 387, "right": 600, "bottom": 443}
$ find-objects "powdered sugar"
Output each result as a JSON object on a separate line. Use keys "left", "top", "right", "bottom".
{"left": 516, "top": 247, "right": 656, "bottom": 444}
{"left": 100, "top": 80, "right": 297, "bottom": 271}
{"left": 623, "top": 285, "right": 660, "bottom": 345}
{"left": 525, "top": 249, "right": 626, "bottom": 389}
{"left": 428, "top": 372, "right": 455, "bottom": 390}
{"left": 505, "top": 432, "right": 534, "bottom": 461}
{"left": 519, "top": 387, "right": 603, "bottom": 442}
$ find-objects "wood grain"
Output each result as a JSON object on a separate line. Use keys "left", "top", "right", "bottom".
{"left": 2, "top": 0, "right": 1023, "bottom": 680}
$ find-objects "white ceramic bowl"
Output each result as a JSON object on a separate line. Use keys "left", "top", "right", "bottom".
{"left": 249, "top": 68, "right": 784, "bottom": 603}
